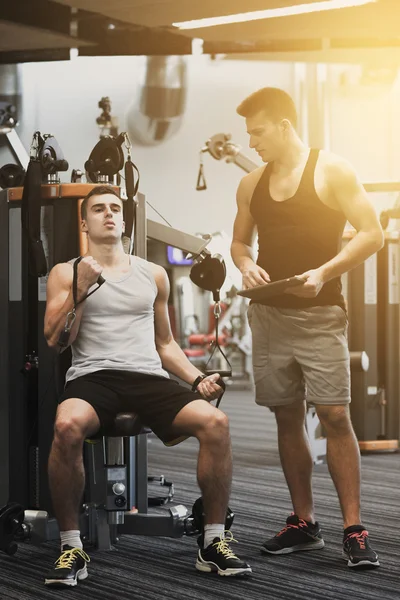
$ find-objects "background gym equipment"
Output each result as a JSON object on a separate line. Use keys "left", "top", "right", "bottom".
{"left": 184, "top": 497, "right": 234, "bottom": 537}
{"left": 127, "top": 56, "right": 187, "bottom": 146}
{"left": 196, "top": 133, "right": 258, "bottom": 190}
{"left": 189, "top": 253, "right": 232, "bottom": 379}
{"left": 344, "top": 228, "right": 400, "bottom": 451}
{"left": 0, "top": 163, "right": 25, "bottom": 189}
{"left": 96, "top": 96, "right": 119, "bottom": 139}
{"left": 0, "top": 96, "right": 29, "bottom": 190}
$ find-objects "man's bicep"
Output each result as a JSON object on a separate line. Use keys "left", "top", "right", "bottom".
{"left": 330, "top": 161, "right": 381, "bottom": 232}
{"left": 44, "top": 265, "right": 72, "bottom": 320}
{"left": 232, "top": 180, "right": 257, "bottom": 245}
{"left": 152, "top": 266, "right": 173, "bottom": 346}
{"left": 232, "top": 209, "right": 256, "bottom": 246}
{"left": 154, "top": 296, "right": 173, "bottom": 347}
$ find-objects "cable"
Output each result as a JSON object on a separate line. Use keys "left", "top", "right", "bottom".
{"left": 119, "top": 173, "right": 173, "bottom": 228}
{"left": 145, "top": 201, "right": 173, "bottom": 228}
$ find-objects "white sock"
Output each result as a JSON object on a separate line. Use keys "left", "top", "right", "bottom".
{"left": 60, "top": 530, "right": 83, "bottom": 551}
{"left": 204, "top": 524, "right": 225, "bottom": 548}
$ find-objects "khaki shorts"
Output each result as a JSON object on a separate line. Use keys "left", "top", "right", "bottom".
{"left": 247, "top": 304, "right": 351, "bottom": 408}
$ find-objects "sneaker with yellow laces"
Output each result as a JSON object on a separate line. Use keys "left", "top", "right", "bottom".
{"left": 44, "top": 546, "right": 90, "bottom": 587}
{"left": 196, "top": 532, "right": 252, "bottom": 577}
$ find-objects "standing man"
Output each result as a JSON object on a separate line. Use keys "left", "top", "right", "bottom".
{"left": 231, "top": 87, "right": 383, "bottom": 568}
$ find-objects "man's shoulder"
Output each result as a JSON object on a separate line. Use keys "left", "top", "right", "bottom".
{"left": 238, "top": 165, "right": 267, "bottom": 200}
{"left": 138, "top": 258, "right": 166, "bottom": 289}
{"left": 46, "top": 261, "right": 73, "bottom": 291}
{"left": 241, "top": 164, "right": 266, "bottom": 187}
{"left": 318, "top": 150, "right": 354, "bottom": 177}
{"left": 50, "top": 261, "right": 74, "bottom": 278}
{"left": 134, "top": 256, "right": 164, "bottom": 275}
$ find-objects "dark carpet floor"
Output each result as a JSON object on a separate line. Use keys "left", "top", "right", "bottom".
{"left": 0, "top": 389, "right": 399, "bottom": 599}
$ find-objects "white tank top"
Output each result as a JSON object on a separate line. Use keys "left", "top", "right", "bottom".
{"left": 65, "top": 255, "right": 169, "bottom": 383}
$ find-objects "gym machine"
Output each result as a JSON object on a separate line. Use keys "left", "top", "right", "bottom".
{"left": 0, "top": 131, "right": 231, "bottom": 554}
{"left": 342, "top": 183, "right": 400, "bottom": 451}
{"left": 197, "top": 133, "right": 400, "bottom": 456}
{"left": 0, "top": 99, "right": 29, "bottom": 189}
{"left": 196, "top": 133, "right": 258, "bottom": 190}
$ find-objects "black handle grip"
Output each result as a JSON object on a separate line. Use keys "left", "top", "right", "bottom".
{"left": 97, "top": 275, "right": 105, "bottom": 285}
{"left": 57, "top": 329, "right": 70, "bottom": 348}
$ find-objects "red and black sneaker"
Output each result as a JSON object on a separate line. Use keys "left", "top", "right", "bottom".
{"left": 261, "top": 514, "right": 325, "bottom": 555}
{"left": 343, "top": 526, "right": 380, "bottom": 568}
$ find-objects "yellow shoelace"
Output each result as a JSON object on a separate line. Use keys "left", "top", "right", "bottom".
{"left": 212, "top": 531, "right": 239, "bottom": 559}
{"left": 54, "top": 548, "right": 91, "bottom": 570}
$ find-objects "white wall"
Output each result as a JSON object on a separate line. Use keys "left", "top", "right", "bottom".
{"left": 18, "top": 55, "right": 294, "bottom": 237}
{"left": 327, "top": 64, "right": 400, "bottom": 213}
{"left": 9, "top": 56, "right": 400, "bottom": 233}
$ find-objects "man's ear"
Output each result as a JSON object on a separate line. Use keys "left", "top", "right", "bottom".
{"left": 122, "top": 220, "right": 125, "bottom": 234}
{"left": 81, "top": 219, "right": 88, "bottom": 232}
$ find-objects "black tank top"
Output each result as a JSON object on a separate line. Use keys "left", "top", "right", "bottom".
{"left": 250, "top": 149, "right": 346, "bottom": 309}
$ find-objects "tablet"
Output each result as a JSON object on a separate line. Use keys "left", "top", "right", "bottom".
{"left": 237, "top": 276, "right": 304, "bottom": 300}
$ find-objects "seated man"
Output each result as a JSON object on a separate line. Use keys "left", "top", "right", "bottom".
{"left": 43, "top": 185, "right": 251, "bottom": 586}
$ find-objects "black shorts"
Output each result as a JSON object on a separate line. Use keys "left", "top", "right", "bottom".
{"left": 59, "top": 370, "right": 203, "bottom": 443}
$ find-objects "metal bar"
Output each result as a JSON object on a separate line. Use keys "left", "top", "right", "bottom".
{"left": 147, "top": 219, "right": 210, "bottom": 256}
{"left": 118, "top": 512, "right": 186, "bottom": 538}
{"left": 135, "top": 434, "right": 148, "bottom": 514}
{"left": 347, "top": 252, "right": 381, "bottom": 441}
{"left": 135, "top": 192, "right": 147, "bottom": 259}
{"left": 363, "top": 182, "right": 400, "bottom": 193}
{"left": 231, "top": 153, "right": 258, "bottom": 173}
{"left": 105, "top": 438, "right": 124, "bottom": 465}
{"left": 5, "top": 129, "right": 30, "bottom": 170}
{"left": 0, "top": 191, "right": 10, "bottom": 506}
{"left": 126, "top": 436, "right": 136, "bottom": 510}
{"left": 383, "top": 240, "right": 400, "bottom": 440}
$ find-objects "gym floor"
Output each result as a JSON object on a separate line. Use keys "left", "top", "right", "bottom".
{"left": 0, "top": 389, "right": 398, "bottom": 600}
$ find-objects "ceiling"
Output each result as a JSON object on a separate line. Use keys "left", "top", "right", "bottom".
{"left": 0, "top": 0, "right": 399, "bottom": 63}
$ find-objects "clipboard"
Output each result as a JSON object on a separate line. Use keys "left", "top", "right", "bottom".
{"left": 237, "top": 276, "right": 304, "bottom": 301}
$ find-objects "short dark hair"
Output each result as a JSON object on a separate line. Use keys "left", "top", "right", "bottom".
{"left": 81, "top": 185, "right": 122, "bottom": 220}
{"left": 236, "top": 87, "right": 297, "bottom": 129}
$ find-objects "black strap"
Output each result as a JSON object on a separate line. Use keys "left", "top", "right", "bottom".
{"left": 21, "top": 159, "right": 48, "bottom": 277}
{"left": 215, "top": 378, "right": 226, "bottom": 409}
{"left": 72, "top": 256, "right": 82, "bottom": 307}
{"left": 204, "top": 304, "right": 232, "bottom": 379}
{"left": 124, "top": 157, "right": 140, "bottom": 240}
{"left": 191, "top": 375, "right": 205, "bottom": 392}
{"left": 58, "top": 257, "right": 105, "bottom": 348}
{"left": 191, "top": 373, "right": 226, "bottom": 409}
{"left": 204, "top": 302, "right": 232, "bottom": 409}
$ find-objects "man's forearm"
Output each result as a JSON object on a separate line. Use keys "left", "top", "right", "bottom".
{"left": 231, "top": 240, "right": 256, "bottom": 272}
{"left": 320, "top": 230, "right": 383, "bottom": 283}
{"left": 157, "top": 340, "right": 203, "bottom": 385}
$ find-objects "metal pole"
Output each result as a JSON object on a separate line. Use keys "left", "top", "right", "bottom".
{"left": 132, "top": 191, "right": 149, "bottom": 512}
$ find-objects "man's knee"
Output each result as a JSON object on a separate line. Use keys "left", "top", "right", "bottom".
{"left": 316, "top": 404, "right": 352, "bottom": 433}
{"left": 53, "top": 399, "right": 100, "bottom": 447}
{"left": 53, "top": 418, "right": 86, "bottom": 447}
{"left": 53, "top": 411, "right": 94, "bottom": 447}
{"left": 197, "top": 408, "right": 229, "bottom": 442}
